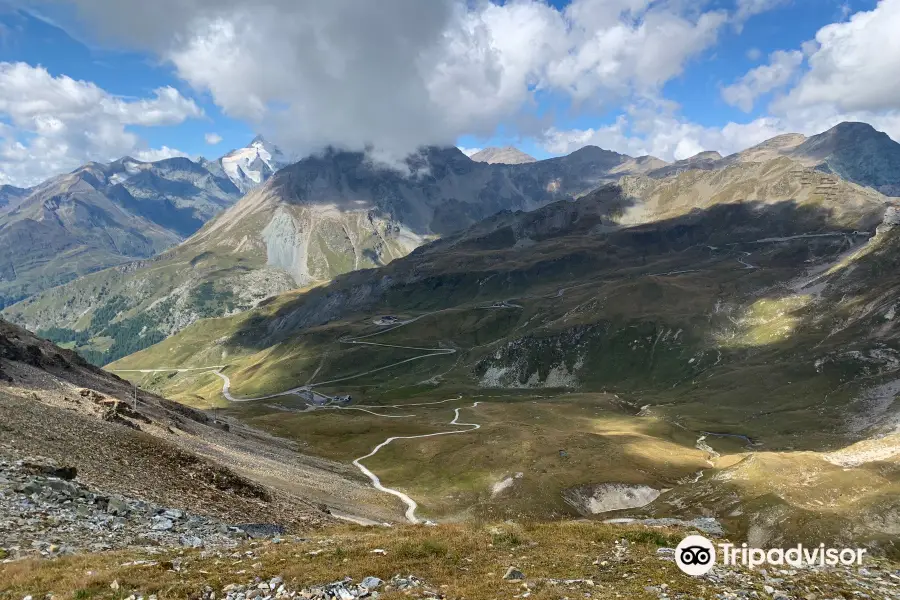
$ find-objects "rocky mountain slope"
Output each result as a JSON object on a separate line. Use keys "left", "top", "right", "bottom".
{"left": 3, "top": 144, "right": 663, "bottom": 365}
{"left": 109, "top": 152, "right": 899, "bottom": 549}
{"left": 789, "top": 122, "right": 900, "bottom": 196}
{"left": 0, "top": 154, "right": 242, "bottom": 309}
{"left": 470, "top": 146, "right": 537, "bottom": 164}
{"left": 0, "top": 317, "right": 394, "bottom": 532}
{"left": 717, "top": 122, "right": 900, "bottom": 196}
{"left": 647, "top": 150, "right": 723, "bottom": 178}
{"left": 648, "top": 122, "right": 900, "bottom": 197}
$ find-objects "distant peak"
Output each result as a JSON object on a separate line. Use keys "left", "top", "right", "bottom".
{"left": 758, "top": 133, "right": 806, "bottom": 146}
{"left": 813, "top": 122, "right": 891, "bottom": 143}
{"left": 685, "top": 150, "right": 722, "bottom": 161}
{"left": 571, "top": 145, "right": 621, "bottom": 155}
{"left": 250, "top": 134, "right": 267, "bottom": 145}
{"left": 470, "top": 146, "right": 537, "bottom": 165}
{"left": 565, "top": 145, "right": 628, "bottom": 162}
{"left": 828, "top": 121, "right": 877, "bottom": 133}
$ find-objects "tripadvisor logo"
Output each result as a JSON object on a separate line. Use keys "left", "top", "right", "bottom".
{"left": 675, "top": 535, "right": 868, "bottom": 576}
{"left": 675, "top": 535, "right": 717, "bottom": 576}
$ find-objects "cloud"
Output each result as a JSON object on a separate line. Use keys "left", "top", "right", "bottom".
{"left": 542, "top": 106, "right": 784, "bottom": 161}
{"left": 721, "top": 50, "right": 803, "bottom": 112}
{"left": 746, "top": 47, "right": 762, "bottom": 61}
{"left": 457, "top": 146, "right": 482, "bottom": 157}
{"left": 133, "top": 146, "right": 189, "bottom": 162}
{"left": 541, "top": 102, "right": 900, "bottom": 164}
{"left": 776, "top": 0, "right": 900, "bottom": 114}
{"left": 0, "top": 62, "right": 201, "bottom": 185}
{"left": 205, "top": 132, "right": 223, "bottom": 145}
{"left": 62, "top": 0, "right": 727, "bottom": 162}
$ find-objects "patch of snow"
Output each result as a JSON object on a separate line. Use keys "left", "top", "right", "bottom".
{"left": 220, "top": 136, "right": 288, "bottom": 190}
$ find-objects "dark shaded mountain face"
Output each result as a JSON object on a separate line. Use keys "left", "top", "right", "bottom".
{"left": 108, "top": 157, "right": 241, "bottom": 237}
{"left": 0, "top": 156, "right": 242, "bottom": 308}
{"left": 254, "top": 144, "right": 648, "bottom": 236}
{"left": 210, "top": 158, "right": 887, "bottom": 351}
{"left": 0, "top": 185, "right": 29, "bottom": 214}
{"left": 789, "top": 122, "right": 900, "bottom": 195}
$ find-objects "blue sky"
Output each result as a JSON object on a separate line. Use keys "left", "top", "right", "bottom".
{"left": 0, "top": 0, "right": 897, "bottom": 185}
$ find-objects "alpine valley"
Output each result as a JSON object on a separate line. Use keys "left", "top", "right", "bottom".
{"left": 4, "top": 122, "right": 900, "bottom": 598}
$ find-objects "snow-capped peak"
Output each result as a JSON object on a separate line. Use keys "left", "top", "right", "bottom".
{"left": 220, "top": 135, "right": 288, "bottom": 191}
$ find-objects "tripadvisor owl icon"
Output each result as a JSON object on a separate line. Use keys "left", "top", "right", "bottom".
{"left": 675, "top": 535, "right": 716, "bottom": 576}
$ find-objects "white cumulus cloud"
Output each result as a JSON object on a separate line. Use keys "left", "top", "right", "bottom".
{"left": 777, "top": 0, "right": 900, "bottom": 114}
{"left": 205, "top": 132, "right": 223, "bottom": 145}
{"left": 0, "top": 62, "right": 201, "bottom": 185}
{"left": 542, "top": 106, "right": 784, "bottom": 162}
{"left": 133, "top": 146, "right": 190, "bottom": 162}
{"left": 721, "top": 50, "right": 804, "bottom": 112}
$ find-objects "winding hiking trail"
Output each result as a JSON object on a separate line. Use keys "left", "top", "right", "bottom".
{"left": 352, "top": 402, "right": 483, "bottom": 524}
{"left": 114, "top": 311, "right": 457, "bottom": 402}
{"left": 113, "top": 311, "right": 484, "bottom": 523}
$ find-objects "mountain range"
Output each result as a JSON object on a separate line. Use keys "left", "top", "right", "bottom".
{"left": 2, "top": 143, "right": 670, "bottom": 363}
{"left": 5, "top": 122, "right": 900, "bottom": 366}
{"left": 656, "top": 122, "right": 900, "bottom": 196}
{"left": 107, "top": 149, "right": 900, "bottom": 548}
{"left": 0, "top": 137, "right": 292, "bottom": 309}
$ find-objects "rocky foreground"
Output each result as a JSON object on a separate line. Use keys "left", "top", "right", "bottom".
{"left": 0, "top": 458, "right": 280, "bottom": 561}
{"left": 2, "top": 455, "right": 899, "bottom": 599}
{"left": 3, "top": 507, "right": 900, "bottom": 599}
